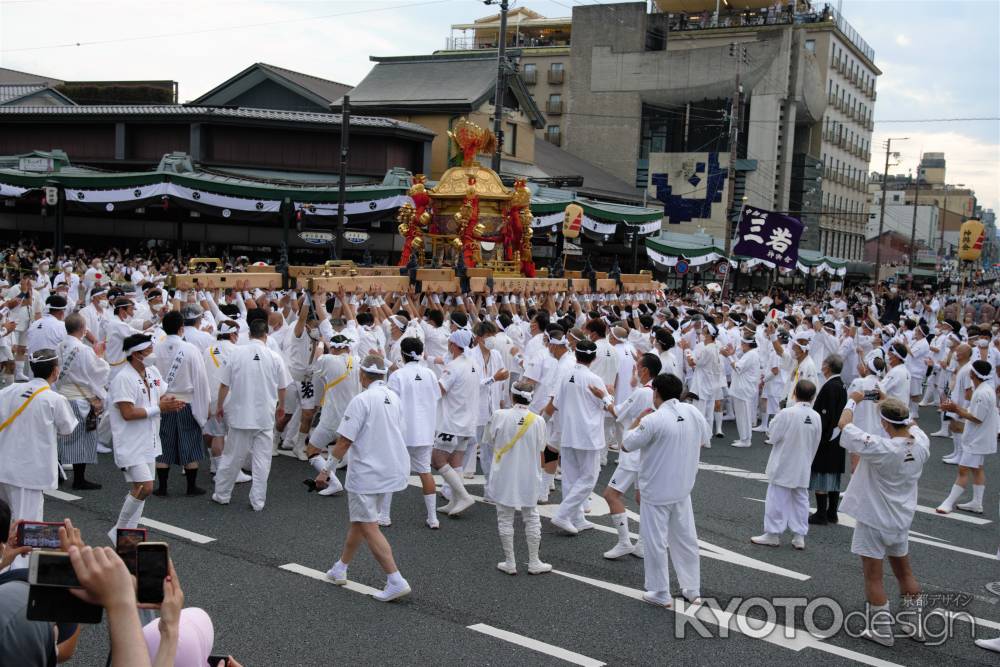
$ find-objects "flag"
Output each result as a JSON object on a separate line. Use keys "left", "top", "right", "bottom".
{"left": 732, "top": 206, "right": 804, "bottom": 269}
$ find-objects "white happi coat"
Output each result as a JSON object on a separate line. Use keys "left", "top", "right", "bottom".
{"left": 0, "top": 379, "right": 76, "bottom": 490}
{"left": 879, "top": 363, "right": 911, "bottom": 404}
{"left": 387, "top": 360, "right": 441, "bottom": 448}
{"left": 109, "top": 363, "right": 166, "bottom": 469}
{"left": 56, "top": 335, "right": 109, "bottom": 401}
{"left": 152, "top": 334, "right": 210, "bottom": 426}
{"left": 839, "top": 423, "right": 930, "bottom": 534}
{"left": 484, "top": 405, "right": 547, "bottom": 508}
{"left": 615, "top": 384, "right": 654, "bottom": 473}
{"left": 219, "top": 339, "right": 291, "bottom": 431}
{"left": 622, "top": 398, "right": 708, "bottom": 505}
{"left": 962, "top": 380, "right": 999, "bottom": 455}
{"left": 336, "top": 380, "right": 409, "bottom": 495}
{"left": 765, "top": 402, "right": 822, "bottom": 489}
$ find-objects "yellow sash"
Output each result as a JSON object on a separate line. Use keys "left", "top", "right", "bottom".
{"left": 208, "top": 347, "right": 221, "bottom": 369}
{"left": 320, "top": 357, "right": 353, "bottom": 407}
{"left": 494, "top": 412, "right": 537, "bottom": 463}
{"left": 0, "top": 385, "right": 49, "bottom": 432}
{"left": 109, "top": 359, "right": 127, "bottom": 366}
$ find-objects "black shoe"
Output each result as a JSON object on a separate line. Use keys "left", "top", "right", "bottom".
{"left": 72, "top": 479, "right": 102, "bottom": 490}
{"left": 807, "top": 512, "right": 828, "bottom": 525}
{"left": 186, "top": 485, "right": 207, "bottom": 497}
{"left": 153, "top": 487, "right": 169, "bottom": 497}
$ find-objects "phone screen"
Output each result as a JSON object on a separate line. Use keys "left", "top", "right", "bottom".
{"left": 19, "top": 522, "right": 62, "bottom": 548}
{"left": 32, "top": 551, "right": 81, "bottom": 587}
{"left": 136, "top": 543, "right": 168, "bottom": 604}
{"left": 207, "top": 656, "right": 230, "bottom": 667}
{"left": 116, "top": 528, "right": 148, "bottom": 575}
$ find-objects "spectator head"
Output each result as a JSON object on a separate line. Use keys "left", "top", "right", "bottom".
{"left": 359, "top": 354, "right": 387, "bottom": 386}
{"left": 637, "top": 352, "right": 662, "bottom": 381}
{"left": 162, "top": 310, "right": 184, "bottom": 336}
{"left": 216, "top": 320, "right": 239, "bottom": 342}
{"left": 64, "top": 313, "right": 85, "bottom": 337}
{"left": 822, "top": 354, "right": 844, "bottom": 377}
{"left": 793, "top": 379, "right": 817, "bottom": 403}
{"left": 575, "top": 339, "right": 597, "bottom": 365}
{"left": 510, "top": 380, "right": 534, "bottom": 406}
{"left": 425, "top": 309, "right": 444, "bottom": 328}
{"left": 651, "top": 372, "right": 683, "bottom": 404}
{"left": 248, "top": 318, "right": 268, "bottom": 340}
{"left": 400, "top": 336, "right": 424, "bottom": 362}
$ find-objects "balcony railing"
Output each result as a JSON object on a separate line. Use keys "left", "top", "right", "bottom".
{"left": 444, "top": 35, "right": 571, "bottom": 51}
{"left": 546, "top": 100, "right": 563, "bottom": 115}
{"left": 548, "top": 69, "right": 564, "bottom": 84}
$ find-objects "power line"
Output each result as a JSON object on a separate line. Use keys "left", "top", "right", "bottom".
{"left": 0, "top": 0, "right": 454, "bottom": 52}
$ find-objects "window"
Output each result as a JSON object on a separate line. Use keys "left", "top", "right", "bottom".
{"left": 545, "top": 124, "right": 561, "bottom": 146}
{"left": 548, "top": 63, "right": 564, "bottom": 84}
{"left": 645, "top": 27, "right": 665, "bottom": 51}
{"left": 892, "top": 194, "right": 901, "bottom": 202}
{"left": 521, "top": 63, "right": 537, "bottom": 85}
{"left": 805, "top": 39, "right": 816, "bottom": 53}
{"left": 504, "top": 122, "right": 517, "bottom": 155}
{"left": 547, "top": 93, "right": 562, "bottom": 115}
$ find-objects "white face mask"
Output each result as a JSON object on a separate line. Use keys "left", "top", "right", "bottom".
{"left": 484, "top": 336, "right": 497, "bottom": 350}
{"left": 977, "top": 340, "right": 989, "bottom": 349}
{"left": 97, "top": 299, "right": 108, "bottom": 308}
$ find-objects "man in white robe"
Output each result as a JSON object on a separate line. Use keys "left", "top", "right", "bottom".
{"left": 482, "top": 380, "right": 550, "bottom": 575}
{"left": 621, "top": 373, "right": 709, "bottom": 608}
{"left": 727, "top": 335, "right": 762, "bottom": 448}
{"left": 751, "top": 380, "right": 822, "bottom": 549}
{"left": 837, "top": 396, "right": 929, "bottom": 647}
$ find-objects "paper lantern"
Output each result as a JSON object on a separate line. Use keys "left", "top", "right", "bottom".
{"left": 563, "top": 203, "right": 583, "bottom": 239}
{"left": 958, "top": 219, "right": 985, "bottom": 261}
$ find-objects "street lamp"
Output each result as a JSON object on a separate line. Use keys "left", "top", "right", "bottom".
{"left": 874, "top": 137, "right": 908, "bottom": 284}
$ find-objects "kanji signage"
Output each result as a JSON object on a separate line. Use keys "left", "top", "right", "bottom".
{"left": 732, "top": 206, "right": 804, "bottom": 269}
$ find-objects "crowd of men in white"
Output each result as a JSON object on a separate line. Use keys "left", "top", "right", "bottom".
{"left": 0, "top": 257, "right": 998, "bottom": 651}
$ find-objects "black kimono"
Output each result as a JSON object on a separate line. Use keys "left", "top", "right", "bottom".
{"left": 810, "top": 375, "right": 848, "bottom": 474}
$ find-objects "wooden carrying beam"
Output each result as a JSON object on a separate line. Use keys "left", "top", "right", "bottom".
{"left": 307, "top": 276, "right": 410, "bottom": 293}
{"left": 173, "top": 273, "right": 282, "bottom": 289}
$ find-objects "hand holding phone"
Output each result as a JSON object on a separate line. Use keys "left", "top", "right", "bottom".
{"left": 17, "top": 521, "right": 63, "bottom": 548}
{"left": 115, "top": 528, "right": 148, "bottom": 575}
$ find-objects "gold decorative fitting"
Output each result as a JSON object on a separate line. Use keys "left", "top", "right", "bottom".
{"left": 398, "top": 223, "right": 410, "bottom": 236}
{"left": 418, "top": 211, "right": 431, "bottom": 226}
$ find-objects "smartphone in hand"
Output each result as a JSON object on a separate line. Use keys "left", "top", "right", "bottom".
{"left": 17, "top": 521, "right": 63, "bottom": 548}
{"left": 136, "top": 542, "right": 169, "bottom": 604}
{"left": 115, "top": 528, "right": 148, "bottom": 576}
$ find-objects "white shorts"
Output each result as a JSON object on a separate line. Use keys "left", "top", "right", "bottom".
{"left": 909, "top": 377, "right": 923, "bottom": 396}
{"left": 310, "top": 423, "right": 337, "bottom": 449}
{"left": 607, "top": 465, "right": 637, "bottom": 494}
{"left": 204, "top": 414, "right": 226, "bottom": 438}
{"left": 15, "top": 330, "right": 27, "bottom": 348}
{"left": 293, "top": 378, "right": 318, "bottom": 411}
{"left": 347, "top": 492, "right": 379, "bottom": 523}
{"left": 434, "top": 432, "right": 473, "bottom": 453}
{"left": 958, "top": 452, "right": 985, "bottom": 468}
{"left": 121, "top": 462, "right": 156, "bottom": 483}
{"left": 0, "top": 344, "right": 12, "bottom": 363}
{"left": 408, "top": 445, "right": 432, "bottom": 474}
{"left": 851, "top": 521, "right": 908, "bottom": 559}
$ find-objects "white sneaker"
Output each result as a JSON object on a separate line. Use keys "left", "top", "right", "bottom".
{"left": 730, "top": 440, "right": 751, "bottom": 448}
{"left": 462, "top": 471, "right": 475, "bottom": 480}
{"left": 929, "top": 430, "right": 950, "bottom": 437}
{"left": 942, "top": 456, "right": 959, "bottom": 465}
{"left": 528, "top": 560, "right": 552, "bottom": 575}
{"left": 751, "top": 533, "right": 780, "bottom": 546}
{"left": 957, "top": 501, "right": 984, "bottom": 514}
{"left": 210, "top": 494, "right": 229, "bottom": 506}
{"left": 447, "top": 494, "right": 476, "bottom": 516}
{"left": 318, "top": 476, "right": 343, "bottom": 496}
{"left": 551, "top": 517, "right": 579, "bottom": 535}
{"left": 632, "top": 539, "right": 645, "bottom": 559}
{"left": 96, "top": 444, "right": 112, "bottom": 454}
{"left": 235, "top": 470, "right": 252, "bottom": 484}
{"left": 603, "top": 542, "right": 635, "bottom": 559}
{"left": 752, "top": 425, "right": 767, "bottom": 433}
{"left": 791, "top": 534, "right": 805, "bottom": 550}
{"left": 373, "top": 579, "right": 411, "bottom": 602}
{"left": 702, "top": 441, "right": 712, "bottom": 449}
{"left": 497, "top": 560, "right": 517, "bottom": 575}
{"left": 574, "top": 520, "right": 596, "bottom": 532}
{"left": 293, "top": 444, "right": 308, "bottom": 462}
{"left": 325, "top": 563, "right": 348, "bottom": 585}
{"left": 861, "top": 626, "right": 895, "bottom": 648}
{"left": 583, "top": 498, "right": 592, "bottom": 513}
{"left": 437, "top": 500, "right": 455, "bottom": 514}
{"left": 642, "top": 591, "right": 672, "bottom": 608}
{"left": 426, "top": 517, "right": 440, "bottom": 530}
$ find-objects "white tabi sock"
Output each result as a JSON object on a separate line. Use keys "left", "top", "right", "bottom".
{"left": 387, "top": 571, "right": 405, "bottom": 586}
{"left": 211, "top": 456, "right": 220, "bottom": 474}
{"left": 973, "top": 484, "right": 986, "bottom": 505}
{"left": 309, "top": 455, "right": 327, "bottom": 474}
{"left": 612, "top": 512, "right": 631, "bottom": 546}
{"left": 439, "top": 464, "right": 468, "bottom": 499}
{"left": 943, "top": 484, "right": 965, "bottom": 507}
{"left": 760, "top": 413, "right": 770, "bottom": 429}
{"left": 713, "top": 411, "right": 723, "bottom": 433}
{"left": 423, "top": 493, "right": 437, "bottom": 521}
{"left": 117, "top": 494, "right": 145, "bottom": 529}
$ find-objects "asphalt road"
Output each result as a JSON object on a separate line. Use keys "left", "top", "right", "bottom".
{"left": 37, "top": 402, "right": 1000, "bottom": 667}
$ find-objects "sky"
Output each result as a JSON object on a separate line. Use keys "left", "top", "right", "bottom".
{"left": 1, "top": 0, "right": 997, "bottom": 211}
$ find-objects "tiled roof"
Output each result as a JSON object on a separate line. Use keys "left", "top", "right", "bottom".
{"left": 257, "top": 63, "right": 352, "bottom": 103}
{"left": 0, "top": 84, "right": 45, "bottom": 104}
{"left": 0, "top": 104, "right": 433, "bottom": 135}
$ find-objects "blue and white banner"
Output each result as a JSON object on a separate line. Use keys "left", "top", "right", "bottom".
{"left": 732, "top": 206, "right": 803, "bottom": 269}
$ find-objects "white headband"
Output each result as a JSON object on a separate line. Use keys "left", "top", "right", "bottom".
{"left": 449, "top": 330, "right": 473, "bottom": 348}
{"left": 547, "top": 335, "right": 568, "bottom": 346}
{"left": 218, "top": 322, "right": 239, "bottom": 335}
{"left": 404, "top": 349, "right": 422, "bottom": 360}
{"left": 889, "top": 347, "right": 906, "bottom": 361}
{"left": 126, "top": 341, "right": 152, "bottom": 354}
{"left": 329, "top": 338, "right": 352, "bottom": 349}
{"left": 29, "top": 351, "right": 58, "bottom": 363}
{"left": 972, "top": 365, "right": 993, "bottom": 381}
{"left": 881, "top": 412, "right": 910, "bottom": 425}
{"left": 511, "top": 386, "right": 534, "bottom": 401}
{"left": 864, "top": 350, "right": 885, "bottom": 376}
{"left": 360, "top": 364, "right": 387, "bottom": 376}
{"left": 568, "top": 330, "right": 585, "bottom": 342}
{"left": 389, "top": 316, "right": 406, "bottom": 332}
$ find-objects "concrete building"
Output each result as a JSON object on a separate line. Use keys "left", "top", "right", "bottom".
{"left": 866, "top": 187, "right": 939, "bottom": 253}
{"left": 557, "top": 1, "right": 877, "bottom": 259}
{"left": 442, "top": 7, "right": 571, "bottom": 147}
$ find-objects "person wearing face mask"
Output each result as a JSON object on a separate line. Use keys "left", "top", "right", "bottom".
{"left": 107, "top": 334, "right": 186, "bottom": 542}
{"left": 460, "top": 321, "right": 509, "bottom": 488}
{"left": 878, "top": 343, "right": 911, "bottom": 406}
{"left": 51, "top": 261, "right": 80, "bottom": 311}
{"left": 680, "top": 320, "right": 724, "bottom": 442}
{"left": 903, "top": 323, "right": 931, "bottom": 420}
{"left": 281, "top": 298, "right": 323, "bottom": 461}
{"left": 80, "top": 287, "right": 110, "bottom": 349}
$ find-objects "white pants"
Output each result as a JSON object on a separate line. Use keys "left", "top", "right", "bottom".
{"left": 216, "top": 427, "right": 273, "bottom": 510}
{"left": 732, "top": 396, "right": 755, "bottom": 443}
{"left": 639, "top": 497, "right": 700, "bottom": 597}
{"left": 554, "top": 448, "right": 601, "bottom": 527}
{"left": 0, "top": 483, "right": 43, "bottom": 523}
{"left": 763, "top": 484, "right": 809, "bottom": 536}
{"left": 695, "top": 397, "right": 713, "bottom": 425}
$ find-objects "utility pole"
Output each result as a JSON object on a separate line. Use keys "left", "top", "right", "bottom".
{"left": 487, "top": 0, "right": 509, "bottom": 172}
{"left": 874, "top": 136, "right": 907, "bottom": 284}
{"left": 907, "top": 165, "right": 921, "bottom": 289}
{"left": 335, "top": 95, "right": 350, "bottom": 261}
{"left": 938, "top": 183, "right": 965, "bottom": 260}
{"left": 722, "top": 41, "right": 747, "bottom": 287}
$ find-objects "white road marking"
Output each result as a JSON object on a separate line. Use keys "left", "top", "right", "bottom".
{"left": 279, "top": 563, "right": 381, "bottom": 596}
{"left": 553, "top": 568, "right": 903, "bottom": 667}
{"left": 467, "top": 623, "right": 606, "bottom": 667}
{"left": 745, "top": 498, "right": 996, "bottom": 560}
{"left": 138, "top": 518, "right": 215, "bottom": 544}
{"left": 44, "top": 489, "right": 81, "bottom": 502}
{"left": 703, "top": 463, "right": 991, "bottom": 525}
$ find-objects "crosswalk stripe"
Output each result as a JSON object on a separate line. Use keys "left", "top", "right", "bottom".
{"left": 467, "top": 623, "right": 606, "bottom": 667}
{"left": 44, "top": 489, "right": 81, "bottom": 502}
{"left": 138, "top": 518, "right": 215, "bottom": 544}
{"left": 279, "top": 563, "right": 381, "bottom": 596}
